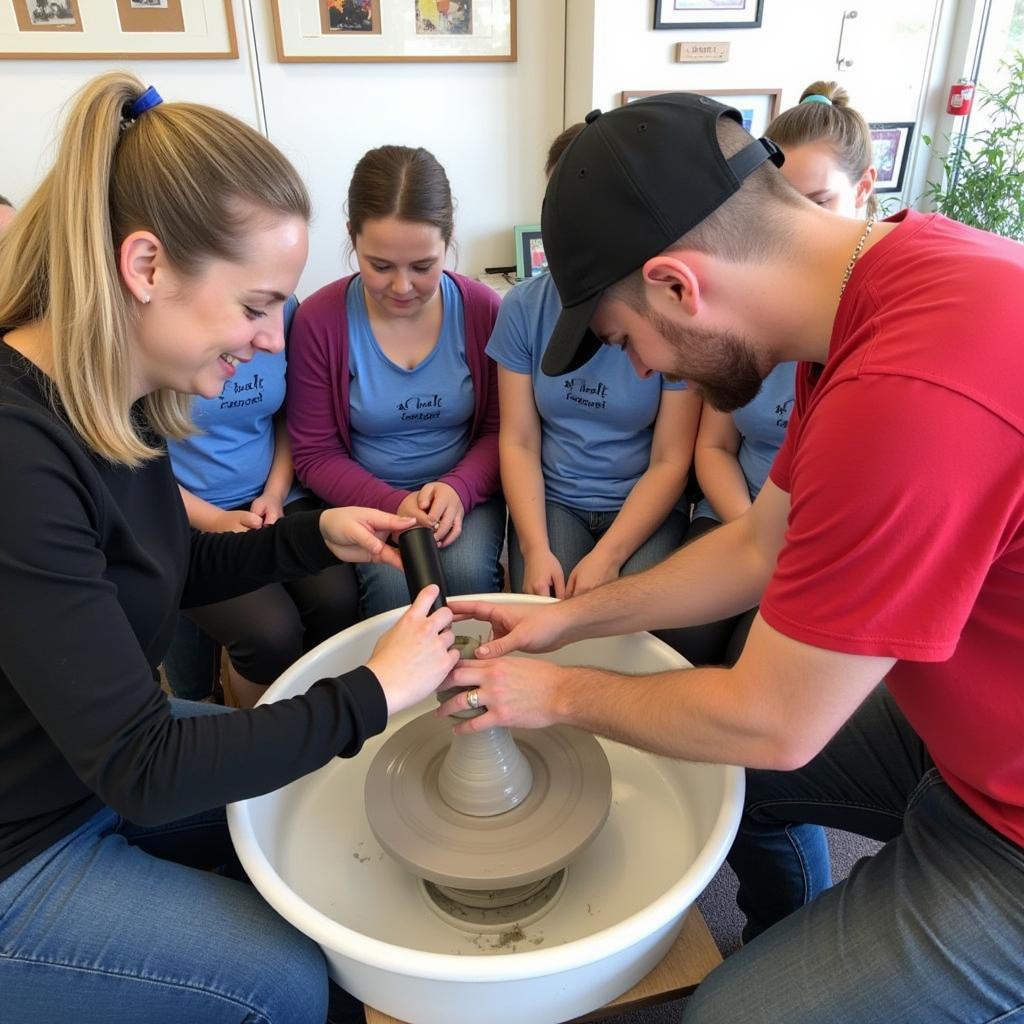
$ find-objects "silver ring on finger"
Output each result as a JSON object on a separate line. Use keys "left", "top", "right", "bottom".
{"left": 466, "top": 688, "right": 480, "bottom": 710}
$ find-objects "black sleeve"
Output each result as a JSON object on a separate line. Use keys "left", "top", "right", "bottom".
{"left": 181, "top": 511, "right": 339, "bottom": 609}
{"left": 0, "top": 409, "right": 388, "bottom": 826}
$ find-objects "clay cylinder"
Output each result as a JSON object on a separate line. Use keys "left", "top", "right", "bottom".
{"left": 398, "top": 526, "right": 447, "bottom": 613}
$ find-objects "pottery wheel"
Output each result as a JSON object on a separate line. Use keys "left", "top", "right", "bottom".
{"left": 365, "top": 711, "right": 612, "bottom": 892}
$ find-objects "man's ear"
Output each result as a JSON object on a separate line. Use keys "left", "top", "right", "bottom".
{"left": 119, "top": 231, "right": 162, "bottom": 305}
{"left": 641, "top": 254, "right": 701, "bottom": 318}
{"left": 854, "top": 166, "right": 878, "bottom": 211}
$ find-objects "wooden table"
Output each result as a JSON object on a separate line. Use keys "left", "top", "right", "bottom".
{"left": 364, "top": 906, "right": 722, "bottom": 1024}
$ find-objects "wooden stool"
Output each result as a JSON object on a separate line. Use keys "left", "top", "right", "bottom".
{"left": 363, "top": 906, "right": 722, "bottom": 1024}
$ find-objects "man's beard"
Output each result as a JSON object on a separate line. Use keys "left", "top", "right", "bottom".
{"left": 647, "top": 309, "right": 765, "bottom": 412}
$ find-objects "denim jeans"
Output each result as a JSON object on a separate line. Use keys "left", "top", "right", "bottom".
{"left": 0, "top": 699, "right": 337, "bottom": 1024}
{"left": 684, "top": 686, "right": 1024, "bottom": 1024}
{"left": 508, "top": 501, "right": 687, "bottom": 593}
{"left": 653, "top": 517, "right": 757, "bottom": 667}
{"left": 356, "top": 497, "right": 506, "bottom": 617}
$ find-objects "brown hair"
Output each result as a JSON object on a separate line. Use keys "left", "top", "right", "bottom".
{"left": 347, "top": 145, "right": 454, "bottom": 245}
{"left": 0, "top": 71, "right": 310, "bottom": 466}
{"left": 545, "top": 123, "right": 585, "bottom": 177}
{"left": 766, "top": 80, "right": 878, "bottom": 218}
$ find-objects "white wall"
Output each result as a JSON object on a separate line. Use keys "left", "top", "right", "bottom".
{"left": 0, "top": 0, "right": 565, "bottom": 296}
{"left": 565, "top": 0, "right": 944, "bottom": 206}
{"left": 249, "top": 1, "right": 565, "bottom": 295}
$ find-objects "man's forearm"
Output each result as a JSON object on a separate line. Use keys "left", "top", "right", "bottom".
{"left": 554, "top": 663, "right": 791, "bottom": 768}
{"left": 561, "top": 512, "right": 773, "bottom": 641}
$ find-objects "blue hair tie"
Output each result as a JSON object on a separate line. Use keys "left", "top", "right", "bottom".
{"left": 127, "top": 85, "right": 163, "bottom": 118}
{"left": 801, "top": 94, "right": 833, "bottom": 106}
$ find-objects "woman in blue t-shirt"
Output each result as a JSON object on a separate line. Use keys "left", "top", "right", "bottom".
{"left": 664, "top": 79, "right": 876, "bottom": 665}
{"left": 165, "top": 297, "right": 359, "bottom": 707}
{"left": 287, "top": 146, "right": 504, "bottom": 617}
{"left": 487, "top": 126, "right": 702, "bottom": 598}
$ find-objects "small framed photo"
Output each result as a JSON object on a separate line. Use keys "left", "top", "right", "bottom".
{"left": 869, "top": 122, "right": 914, "bottom": 193}
{"left": 654, "top": 0, "right": 764, "bottom": 30}
{"left": 16, "top": 0, "right": 82, "bottom": 32}
{"left": 2, "top": 0, "right": 237, "bottom": 57}
{"left": 320, "top": 0, "right": 381, "bottom": 35}
{"left": 621, "top": 88, "right": 781, "bottom": 138}
{"left": 271, "top": 0, "right": 515, "bottom": 62}
{"left": 116, "top": 0, "right": 185, "bottom": 34}
{"left": 514, "top": 224, "right": 546, "bottom": 281}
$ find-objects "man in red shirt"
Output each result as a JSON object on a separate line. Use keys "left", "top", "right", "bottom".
{"left": 449, "top": 94, "right": 1024, "bottom": 1022}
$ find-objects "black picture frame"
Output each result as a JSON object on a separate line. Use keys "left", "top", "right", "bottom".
{"left": 869, "top": 122, "right": 915, "bottom": 194}
{"left": 514, "top": 224, "right": 546, "bottom": 280}
{"left": 653, "top": 0, "right": 764, "bottom": 31}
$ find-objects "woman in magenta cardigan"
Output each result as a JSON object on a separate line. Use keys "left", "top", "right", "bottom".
{"left": 288, "top": 145, "right": 505, "bottom": 616}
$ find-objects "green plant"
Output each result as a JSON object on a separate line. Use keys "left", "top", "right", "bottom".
{"left": 922, "top": 51, "right": 1024, "bottom": 240}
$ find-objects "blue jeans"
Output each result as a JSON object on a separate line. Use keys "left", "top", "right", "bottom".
{"left": 0, "top": 700, "right": 337, "bottom": 1024}
{"left": 684, "top": 686, "right": 1024, "bottom": 1024}
{"left": 508, "top": 501, "right": 687, "bottom": 592}
{"left": 356, "top": 497, "right": 506, "bottom": 617}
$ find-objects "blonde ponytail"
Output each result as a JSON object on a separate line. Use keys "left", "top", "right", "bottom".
{"left": 0, "top": 71, "right": 310, "bottom": 465}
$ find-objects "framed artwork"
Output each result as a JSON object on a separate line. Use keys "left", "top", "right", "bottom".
{"left": 514, "top": 224, "right": 545, "bottom": 281}
{"left": 271, "top": 0, "right": 516, "bottom": 63}
{"left": 654, "top": 0, "right": 763, "bottom": 30}
{"left": 869, "top": 122, "right": 914, "bottom": 193}
{"left": 621, "top": 88, "right": 781, "bottom": 137}
{"left": 1, "top": 0, "right": 237, "bottom": 58}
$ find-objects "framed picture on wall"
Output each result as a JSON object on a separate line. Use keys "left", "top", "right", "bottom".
{"left": 514, "top": 224, "right": 546, "bottom": 281}
{"left": 0, "top": 0, "right": 237, "bottom": 58}
{"left": 271, "top": 0, "right": 516, "bottom": 63}
{"left": 653, "top": 0, "right": 764, "bottom": 31}
{"left": 621, "top": 88, "right": 781, "bottom": 137}
{"left": 869, "top": 122, "right": 914, "bottom": 193}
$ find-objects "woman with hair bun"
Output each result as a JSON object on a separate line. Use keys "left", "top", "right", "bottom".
{"left": 0, "top": 73, "right": 458, "bottom": 1023}
{"left": 767, "top": 79, "right": 878, "bottom": 218}
{"left": 665, "top": 80, "right": 877, "bottom": 667}
{"left": 288, "top": 145, "right": 505, "bottom": 617}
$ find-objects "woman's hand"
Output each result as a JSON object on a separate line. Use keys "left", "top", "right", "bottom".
{"left": 250, "top": 491, "right": 286, "bottom": 526}
{"left": 396, "top": 492, "right": 438, "bottom": 534}
{"left": 213, "top": 508, "right": 264, "bottom": 533}
{"left": 522, "top": 547, "right": 566, "bottom": 598}
{"left": 417, "top": 481, "right": 465, "bottom": 547}
{"left": 319, "top": 507, "right": 417, "bottom": 570}
{"left": 565, "top": 550, "right": 620, "bottom": 598}
{"left": 367, "top": 585, "right": 460, "bottom": 715}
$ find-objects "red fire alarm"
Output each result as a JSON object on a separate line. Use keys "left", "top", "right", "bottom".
{"left": 947, "top": 79, "right": 975, "bottom": 116}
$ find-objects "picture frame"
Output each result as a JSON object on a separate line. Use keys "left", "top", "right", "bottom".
{"left": 869, "top": 122, "right": 914, "bottom": 193}
{"left": 514, "top": 224, "right": 545, "bottom": 281}
{"left": 653, "top": 0, "right": 763, "bottom": 31}
{"left": 621, "top": 88, "right": 781, "bottom": 138}
{"left": 271, "top": 0, "right": 516, "bottom": 63}
{"left": 1, "top": 0, "right": 237, "bottom": 59}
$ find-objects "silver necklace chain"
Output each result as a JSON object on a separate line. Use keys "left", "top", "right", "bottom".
{"left": 839, "top": 217, "right": 877, "bottom": 299}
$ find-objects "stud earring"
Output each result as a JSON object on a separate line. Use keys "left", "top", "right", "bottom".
{"left": 142, "top": 294, "right": 151, "bottom": 304}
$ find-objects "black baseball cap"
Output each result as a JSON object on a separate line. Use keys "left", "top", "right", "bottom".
{"left": 540, "top": 92, "right": 784, "bottom": 376}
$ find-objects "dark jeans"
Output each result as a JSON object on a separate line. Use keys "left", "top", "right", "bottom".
{"left": 655, "top": 516, "right": 756, "bottom": 666}
{"left": 684, "top": 686, "right": 1024, "bottom": 1023}
{"left": 508, "top": 501, "right": 688, "bottom": 592}
{"left": 163, "top": 497, "right": 360, "bottom": 696}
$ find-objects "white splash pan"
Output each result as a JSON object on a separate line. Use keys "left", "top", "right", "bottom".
{"left": 228, "top": 594, "right": 743, "bottom": 1024}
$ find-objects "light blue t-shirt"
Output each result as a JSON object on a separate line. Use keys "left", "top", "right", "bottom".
{"left": 348, "top": 273, "right": 473, "bottom": 491}
{"left": 168, "top": 296, "right": 305, "bottom": 509}
{"left": 694, "top": 360, "right": 796, "bottom": 522}
{"left": 486, "top": 273, "right": 685, "bottom": 512}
